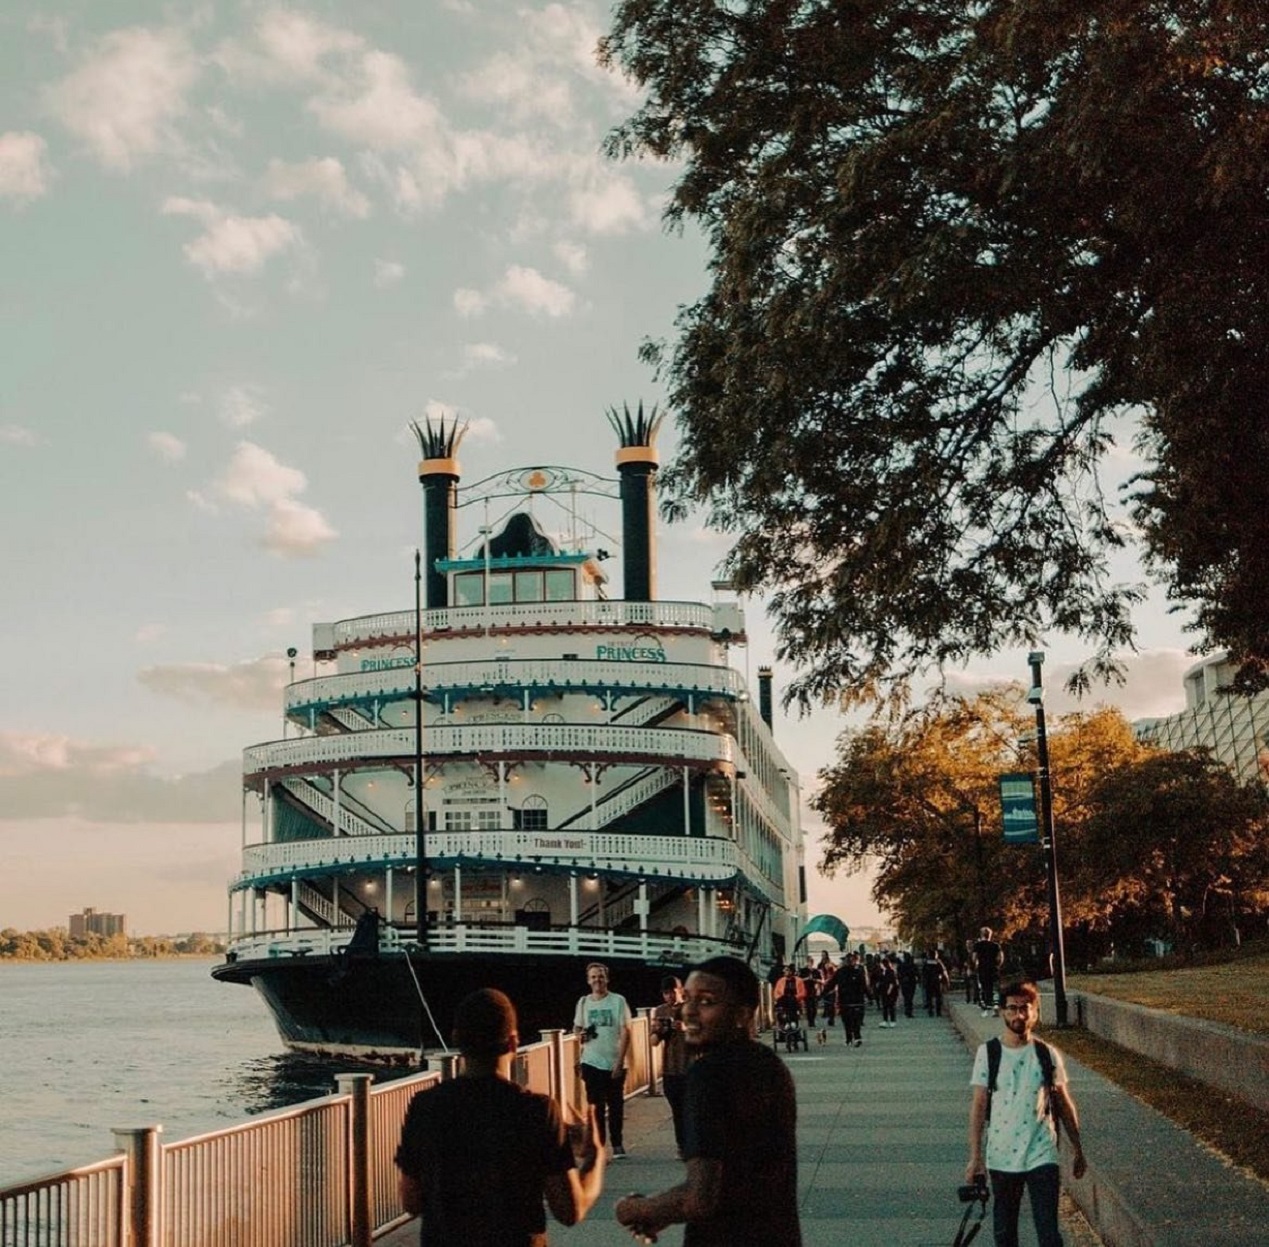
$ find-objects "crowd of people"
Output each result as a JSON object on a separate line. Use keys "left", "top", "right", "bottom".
{"left": 392, "top": 943, "right": 1083, "bottom": 1246}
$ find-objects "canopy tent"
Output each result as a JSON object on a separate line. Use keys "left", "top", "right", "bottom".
{"left": 793, "top": 914, "right": 850, "bottom": 952}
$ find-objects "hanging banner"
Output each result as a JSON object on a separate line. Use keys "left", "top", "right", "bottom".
{"left": 998, "top": 772, "right": 1040, "bottom": 844}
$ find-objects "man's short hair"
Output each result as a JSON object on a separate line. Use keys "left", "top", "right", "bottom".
{"left": 586, "top": 961, "right": 609, "bottom": 975}
{"left": 980, "top": 927, "right": 993, "bottom": 939}
{"left": 452, "top": 988, "right": 518, "bottom": 1057}
{"left": 660, "top": 974, "right": 682, "bottom": 993}
{"left": 692, "top": 955, "right": 761, "bottom": 1011}
{"left": 1000, "top": 980, "right": 1039, "bottom": 1006}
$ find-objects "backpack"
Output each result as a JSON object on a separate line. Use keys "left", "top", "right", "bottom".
{"left": 985, "top": 1037, "right": 1059, "bottom": 1139}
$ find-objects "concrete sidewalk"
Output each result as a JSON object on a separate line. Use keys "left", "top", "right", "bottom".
{"left": 378, "top": 1005, "right": 1099, "bottom": 1246}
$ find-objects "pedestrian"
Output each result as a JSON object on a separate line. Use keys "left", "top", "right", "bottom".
{"left": 966, "top": 980, "right": 1087, "bottom": 1247}
{"left": 827, "top": 951, "right": 870, "bottom": 1046}
{"left": 573, "top": 961, "right": 633, "bottom": 1158}
{"left": 651, "top": 974, "right": 690, "bottom": 1157}
{"left": 798, "top": 956, "right": 821, "bottom": 1029}
{"left": 876, "top": 954, "right": 900, "bottom": 1027}
{"left": 818, "top": 950, "right": 837, "bottom": 1028}
{"left": 615, "top": 956, "right": 801, "bottom": 1246}
{"left": 923, "top": 947, "right": 949, "bottom": 1016}
{"left": 973, "top": 927, "right": 1005, "bottom": 1016}
{"left": 395, "top": 987, "right": 606, "bottom": 1245}
{"left": 898, "top": 951, "right": 919, "bottom": 1018}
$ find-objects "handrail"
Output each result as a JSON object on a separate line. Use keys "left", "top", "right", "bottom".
{"left": 331, "top": 600, "right": 720, "bottom": 646}
{"left": 0, "top": 1017, "right": 664, "bottom": 1247}
{"left": 234, "top": 827, "right": 741, "bottom": 886}
{"left": 283, "top": 658, "right": 744, "bottom": 717}
{"left": 244, "top": 722, "right": 736, "bottom": 776}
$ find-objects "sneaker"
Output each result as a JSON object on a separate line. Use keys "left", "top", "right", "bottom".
{"left": 612, "top": 1146, "right": 627, "bottom": 1159}
{"left": 980, "top": 1009, "right": 991, "bottom": 1017}
{"left": 854, "top": 1039, "right": 862, "bottom": 1047}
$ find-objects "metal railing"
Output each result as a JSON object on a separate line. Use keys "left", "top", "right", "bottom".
{"left": 0, "top": 1018, "right": 660, "bottom": 1247}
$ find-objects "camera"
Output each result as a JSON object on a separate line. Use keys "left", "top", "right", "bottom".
{"left": 583, "top": 1023, "right": 598, "bottom": 1040}
{"left": 958, "top": 1176, "right": 989, "bottom": 1203}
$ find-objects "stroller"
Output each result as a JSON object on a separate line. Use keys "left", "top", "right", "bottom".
{"left": 772, "top": 995, "right": 809, "bottom": 1052}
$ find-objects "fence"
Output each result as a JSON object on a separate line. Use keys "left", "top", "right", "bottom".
{"left": 0, "top": 1013, "right": 660, "bottom": 1247}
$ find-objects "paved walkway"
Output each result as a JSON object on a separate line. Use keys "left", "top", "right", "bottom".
{"left": 378, "top": 1003, "right": 1099, "bottom": 1246}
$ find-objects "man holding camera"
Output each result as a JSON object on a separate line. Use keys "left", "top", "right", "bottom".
{"left": 574, "top": 961, "right": 633, "bottom": 1158}
{"left": 966, "top": 980, "right": 1087, "bottom": 1247}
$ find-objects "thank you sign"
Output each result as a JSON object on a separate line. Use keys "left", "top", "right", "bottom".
{"left": 998, "top": 772, "right": 1040, "bottom": 844}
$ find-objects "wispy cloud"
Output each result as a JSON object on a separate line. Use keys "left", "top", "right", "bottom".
{"left": 1, "top": 425, "right": 39, "bottom": 447}
{"left": 455, "top": 265, "right": 576, "bottom": 320}
{"left": 373, "top": 257, "right": 405, "bottom": 287}
{"left": 262, "top": 155, "right": 370, "bottom": 218}
{"left": 147, "top": 431, "right": 186, "bottom": 461}
{"left": 137, "top": 654, "right": 288, "bottom": 711}
{"left": 0, "top": 131, "right": 54, "bottom": 203}
{"left": 45, "top": 26, "right": 200, "bottom": 171}
{"left": 219, "top": 384, "right": 268, "bottom": 428}
{"left": 162, "top": 196, "right": 302, "bottom": 277}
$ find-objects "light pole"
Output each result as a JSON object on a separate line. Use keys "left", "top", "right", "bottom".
{"left": 1027, "top": 651, "right": 1069, "bottom": 1026}
{"left": 284, "top": 647, "right": 297, "bottom": 738}
{"left": 414, "top": 551, "right": 428, "bottom": 955}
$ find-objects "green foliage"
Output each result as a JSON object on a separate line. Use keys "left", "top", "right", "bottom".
{"left": 602, "top": 0, "right": 1269, "bottom": 702}
{"left": 0, "top": 929, "right": 226, "bottom": 960}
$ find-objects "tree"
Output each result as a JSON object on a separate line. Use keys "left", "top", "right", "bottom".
{"left": 813, "top": 692, "right": 1150, "bottom": 955}
{"left": 602, "top": 1, "right": 1269, "bottom": 703}
{"left": 1081, "top": 750, "right": 1269, "bottom": 950}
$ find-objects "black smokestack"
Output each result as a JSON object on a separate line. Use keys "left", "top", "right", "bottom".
{"left": 411, "top": 416, "right": 467, "bottom": 610}
{"left": 758, "top": 667, "right": 774, "bottom": 730}
{"left": 607, "top": 402, "right": 665, "bottom": 603}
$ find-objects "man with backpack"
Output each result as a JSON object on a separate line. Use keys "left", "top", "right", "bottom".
{"left": 966, "top": 980, "right": 1087, "bottom": 1247}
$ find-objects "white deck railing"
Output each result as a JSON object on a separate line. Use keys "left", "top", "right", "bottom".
{"left": 0, "top": 1021, "right": 670, "bottom": 1247}
{"left": 235, "top": 828, "right": 740, "bottom": 887}
{"left": 284, "top": 658, "right": 745, "bottom": 717}
{"left": 331, "top": 600, "right": 719, "bottom": 647}
{"left": 245, "top": 722, "right": 735, "bottom": 777}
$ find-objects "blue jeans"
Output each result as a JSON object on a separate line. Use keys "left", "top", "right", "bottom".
{"left": 989, "top": 1164, "right": 1062, "bottom": 1247}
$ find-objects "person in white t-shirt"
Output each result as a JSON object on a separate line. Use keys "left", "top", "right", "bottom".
{"left": 573, "top": 962, "right": 633, "bottom": 1158}
{"left": 966, "top": 980, "right": 1086, "bottom": 1247}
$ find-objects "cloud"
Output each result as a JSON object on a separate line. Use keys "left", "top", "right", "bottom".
{"left": 147, "top": 431, "right": 186, "bottom": 461}
{"left": 569, "top": 174, "right": 651, "bottom": 235}
{"left": 262, "top": 156, "right": 370, "bottom": 217}
{"left": 1, "top": 425, "right": 39, "bottom": 447}
{"left": 46, "top": 26, "right": 199, "bottom": 171}
{"left": 456, "top": 266, "right": 577, "bottom": 320}
{"left": 134, "top": 623, "right": 166, "bottom": 643}
{"left": 207, "top": 441, "right": 337, "bottom": 556}
{"left": 463, "top": 415, "right": 502, "bottom": 444}
{"left": 263, "top": 607, "right": 295, "bottom": 627}
{"left": 373, "top": 258, "right": 404, "bottom": 287}
{"left": 0, "top": 731, "right": 240, "bottom": 822}
{"left": 0, "top": 132, "right": 54, "bottom": 203}
{"left": 219, "top": 384, "right": 267, "bottom": 428}
{"left": 553, "top": 240, "right": 588, "bottom": 275}
{"left": 162, "top": 196, "right": 302, "bottom": 277}
{"left": 137, "top": 654, "right": 288, "bottom": 711}
{"left": 942, "top": 648, "right": 1194, "bottom": 722}
{"left": 464, "top": 342, "right": 516, "bottom": 370}
{"left": 457, "top": 52, "right": 574, "bottom": 125}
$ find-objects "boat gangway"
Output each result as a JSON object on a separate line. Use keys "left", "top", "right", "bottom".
{"left": 0, "top": 1011, "right": 664, "bottom": 1247}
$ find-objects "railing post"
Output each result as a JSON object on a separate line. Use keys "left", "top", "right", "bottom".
{"left": 111, "top": 1125, "right": 162, "bottom": 1247}
{"left": 541, "top": 1028, "right": 565, "bottom": 1108}
{"left": 336, "top": 1074, "right": 373, "bottom": 1247}
{"left": 438, "top": 1053, "right": 462, "bottom": 1081}
{"left": 636, "top": 1007, "right": 660, "bottom": 1096}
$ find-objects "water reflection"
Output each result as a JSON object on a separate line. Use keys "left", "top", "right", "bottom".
{"left": 227, "top": 1052, "right": 421, "bottom": 1116}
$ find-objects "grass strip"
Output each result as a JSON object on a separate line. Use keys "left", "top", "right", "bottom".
{"left": 1039, "top": 1023, "right": 1269, "bottom": 1187}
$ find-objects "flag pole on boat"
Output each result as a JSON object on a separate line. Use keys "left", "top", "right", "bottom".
{"left": 414, "top": 549, "right": 428, "bottom": 956}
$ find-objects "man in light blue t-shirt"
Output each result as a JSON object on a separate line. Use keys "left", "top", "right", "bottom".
{"left": 573, "top": 962, "right": 632, "bottom": 1158}
{"left": 966, "top": 980, "right": 1087, "bottom": 1247}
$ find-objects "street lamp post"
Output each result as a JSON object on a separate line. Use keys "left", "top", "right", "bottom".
{"left": 414, "top": 551, "right": 428, "bottom": 954}
{"left": 1027, "top": 651, "right": 1069, "bottom": 1026}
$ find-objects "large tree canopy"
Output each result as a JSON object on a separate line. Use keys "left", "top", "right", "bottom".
{"left": 602, "top": 1, "right": 1269, "bottom": 703}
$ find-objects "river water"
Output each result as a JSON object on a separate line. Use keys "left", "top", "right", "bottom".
{"left": 0, "top": 959, "right": 375, "bottom": 1187}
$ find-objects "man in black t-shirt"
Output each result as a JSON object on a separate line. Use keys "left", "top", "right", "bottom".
{"left": 973, "top": 927, "right": 1004, "bottom": 1016}
{"left": 616, "top": 956, "right": 802, "bottom": 1247}
{"left": 395, "top": 989, "right": 605, "bottom": 1246}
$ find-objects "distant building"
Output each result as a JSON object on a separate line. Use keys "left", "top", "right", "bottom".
{"left": 1135, "top": 652, "right": 1269, "bottom": 783}
{"left": 68, "top": 908, "right": 126, "bottom": 938}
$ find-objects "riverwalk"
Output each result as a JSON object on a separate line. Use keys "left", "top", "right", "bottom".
{"left": 377, "top": 1000, "right": 1100, "bottom": 1247}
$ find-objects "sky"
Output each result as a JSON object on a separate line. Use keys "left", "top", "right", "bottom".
{"left": 0, "top": 2, "right": 1202, "bottom": 937}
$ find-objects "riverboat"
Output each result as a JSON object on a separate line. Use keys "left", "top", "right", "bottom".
{"left": 213, "top": 412, "right": 807, "bottom": 1063}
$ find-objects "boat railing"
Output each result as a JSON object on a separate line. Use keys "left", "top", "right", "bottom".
{"left": 243, "top": 722, "right": 736, "bottom": 776}
{"left": 330, "top": 600, "right": 720, "bottom": 647}
{"left": 0, "top": 1017, "right": 662, "bottom": 1247}
{"left": 283, "top": 657, "right": 745, "bottom": 717}
{"left": 227, "top": 922, "right": 736, "bottom": 967}
{"left": 235, "top": 826, "right": 741, "bottom": 886}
